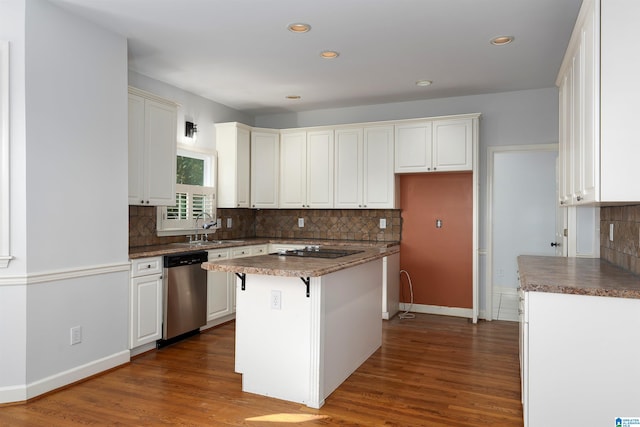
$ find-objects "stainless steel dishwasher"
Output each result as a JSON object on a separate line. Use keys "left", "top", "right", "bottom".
{"left": 161, "top": 251, "right": 208, "bottom": 345}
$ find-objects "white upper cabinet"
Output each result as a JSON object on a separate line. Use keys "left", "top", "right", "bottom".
{"left": 363, "top": 126, "right": 398, "bottom": 209}
{"left": 395, "top": 117, "right": 472, "bottom": 173}
{"left": 335, "top": 126, "right": 398, "bottom": 209}
{"left": 394, "top": 121, "right": 433, "bottom": 172}
{"left": 335, "top": 128, "right": 364, "bottom": 208}
{"left": 558, "top": 0, "right": 640, "bottom": 205}
{"left": 128, "top": 87, "right": 177, "bottom": 206}
{"left": 279, "top": 129, "right": 334, "bottom": 208}
{"left": 216, "top": 122, "right": 251, "bottom": 208}
{"left": 432, "top": 118, "right": 473, "bottom": 171}
{"left": 250, "top": 129, "right": 279, "bottom": 208}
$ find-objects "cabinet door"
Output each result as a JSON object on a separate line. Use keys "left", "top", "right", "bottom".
{"left": 236, "top": 128, "right": 251, "bottom": 207}
{"left": 128, "top": 94, "right": 146, "bottom": 205}
{"left": 577, "top": 5, "right": 598, "bottom": 204}
{"left": 432, "top": 118, "right": 472, "bottom": 171}
{"left": 394, "top": 122, "right": 432, "bottom": 173}
{"left": 558, "top": 72, "right": 573, "bottom": 205}
{"left": 216, "top": 123, "right": 251, "bottom": 208}
{"left": 363, "top": 126, "right": 397, "bottom": 208}
{"left": 130, "top": 274, "right": 163, "bottom": 348}
{"left": 306, "top": 130, "right": 334, "bottom": 208}
{"left": 145, "top": 99, "right": 177, "bottom": 205}
{"left": 334, "top": 128, "right": 364, "bottom": 208}
{"left": 207, "top": 249, "right": 232, "bottom": 321}
{"left": 251, "top": 131, "right": 279, "bottom": 208}
{"left": 279, "top": 131, "right": 307, "bottom": 208}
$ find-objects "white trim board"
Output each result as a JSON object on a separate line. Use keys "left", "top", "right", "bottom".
{"left": 0, "top": 262, "right": 131, "bottom": 286}
{"left": 399, "top": 303, "right": 473, "bottom": 319}
{"left": 0, "top": 350, "right": 130, "bottom": 404}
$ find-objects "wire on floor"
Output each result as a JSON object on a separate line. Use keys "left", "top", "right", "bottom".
{"left": 399, "top": 269, "right": 415, "bottom": 319}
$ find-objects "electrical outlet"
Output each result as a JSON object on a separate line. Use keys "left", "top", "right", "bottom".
{"left": 227, "top": 218, "right": 233, "bottom": 228}
{"left": 379, "top": 218, "right": 387, "bottom": 229}
{"left": 70, "top": 326, "right": 82, "bottom": 345}
{"left": 216, "top": 218, "right": 222, "bottom": 228}
{"left": 271, "top": 290, "right": 282, "bottom": 310}
{"left": 610, "top": 223, "right": 614, "bottom": 242}
{"left": 298, "top": 218, "right": 304, "bottom": 227}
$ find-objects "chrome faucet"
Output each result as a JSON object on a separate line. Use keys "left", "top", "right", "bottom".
{"left": 194, "top": 212, "right": 216, "bottom": 241}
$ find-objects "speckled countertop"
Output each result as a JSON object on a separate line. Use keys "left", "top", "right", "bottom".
{"left": 129, "top": 238, "right": 398, "bottom": 259}
{"left": 202, "top": 245, "right": 399, "bottom": 278}
{"left": 517, "top": 255, "right": 640, "bottom": 299}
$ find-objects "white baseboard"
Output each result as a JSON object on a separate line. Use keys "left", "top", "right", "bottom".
{"left": 130, "top": 342, "right": 157, "bottom": 357}
{"left": 399, "top": 303, "right": 473, "bottom": 319}
{"left": 22, "top": 351, "right": 129, "bottom": 402}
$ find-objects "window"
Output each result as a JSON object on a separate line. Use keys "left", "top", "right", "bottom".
{"left": 157, "top": 149, "right": 216, "bottom": 236}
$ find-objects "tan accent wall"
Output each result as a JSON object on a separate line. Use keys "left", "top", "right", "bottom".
{"left": 399, "top": 173, "right": 473, "bottom": 308}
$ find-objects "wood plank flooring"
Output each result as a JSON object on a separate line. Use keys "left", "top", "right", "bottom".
{"left": 0, "top": 314, "right": 523, "bottom": 426}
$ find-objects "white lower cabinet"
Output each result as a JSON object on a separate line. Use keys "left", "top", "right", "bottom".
{"left": 206, "top": 249, "right": 232, "bottom": 322}
{"left": 129, "top": 257, "right": 163, "bottom": 349}
{"left": 206, "top": 244, "right": 270, "bottom": 324}
{"left": 521, "top": 291, "right": 640, "bottom": 426}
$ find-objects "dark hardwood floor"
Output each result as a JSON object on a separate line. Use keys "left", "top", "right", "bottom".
{"left": 0, "top": 314, "right": 523, "bottom": 426}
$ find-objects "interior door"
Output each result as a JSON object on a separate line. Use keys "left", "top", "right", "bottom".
{"left": 488, "top": 145, "right": 559, "bottom": 320}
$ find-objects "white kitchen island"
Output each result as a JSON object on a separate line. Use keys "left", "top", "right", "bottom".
{"left": 202, "top": 246, "right": 398, "bottom": 408}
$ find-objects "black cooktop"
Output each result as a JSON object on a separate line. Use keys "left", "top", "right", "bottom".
{"left": 270, "top": 247, "right": 364, "bottom": 259}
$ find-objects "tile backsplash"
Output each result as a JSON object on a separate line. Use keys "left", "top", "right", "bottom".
{"left": 129, "top": 206, "right": 402, "bottom": 248}
{"left": 255, "top": 209, "right": 401, "bottom": 242}
{"left": 600, "top": 205, "right": 640, "bottom": 275}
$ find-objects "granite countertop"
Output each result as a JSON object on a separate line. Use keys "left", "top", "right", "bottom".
{"left": 129, "top": 238, "right": 399, "bottom": 259}
{"left": 517, "top": 255, "right": 640, "bottom": 299}
{"left": 202, "top": 245, "right": 400, "bottom": 278}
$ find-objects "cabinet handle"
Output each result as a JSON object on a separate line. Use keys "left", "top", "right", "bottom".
{"left": 146, "top": 264, "right": 151, "bottom": 269}
{"left": 576, "top": 196, "right": 583, "bottom": 201}
{"left": 560, "top": 200, "right": 565, "bottom": 205}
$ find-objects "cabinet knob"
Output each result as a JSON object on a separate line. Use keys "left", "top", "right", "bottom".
{"left": 140, "top": 200, "right": 144, "bottom": 204}
{"left": 576, "top": 196, "right": 583, "bottom": 201}
{"left": 145, "top": 200, "right": 150, "bottom": 204}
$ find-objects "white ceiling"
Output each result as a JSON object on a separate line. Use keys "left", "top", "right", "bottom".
{"left": 49, "top": 0, "right": 583, "bottom": 116}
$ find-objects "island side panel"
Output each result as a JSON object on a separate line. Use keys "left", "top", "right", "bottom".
{"left": 321, "top": 258, "right": 383, "bottom": 399}
{"left": 234, "top": 274, "right": 312, "bottom": 404}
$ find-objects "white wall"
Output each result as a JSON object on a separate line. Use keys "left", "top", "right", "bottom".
{"left": 0, "top": 0, "right": 130, "bottom": 402}
{"left": 0, "top": 0, "right": 28, "bottom": 399}
{"left": 255, "top": 88, "right": 559, "bottom": 318}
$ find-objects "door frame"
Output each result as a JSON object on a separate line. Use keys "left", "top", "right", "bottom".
{"left": 486, "top": 143, "right": 559, "bottom": 320}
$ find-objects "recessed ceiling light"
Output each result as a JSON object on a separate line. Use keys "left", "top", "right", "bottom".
{"left": 320, "top": 50, "right": 339, "bottom": 59}
{"left": 288, "top": 23, "right": 311, "bottom": 33}
{"left": 490, "top": 36, "right": 514, "bottom": 46}
{"left": 286, "top": 95, "right": 301, "bottom": 100}
{"left": 415, "top": 80, "right": 432, "bottom": 87}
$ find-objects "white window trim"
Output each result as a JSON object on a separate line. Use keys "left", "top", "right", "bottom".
{"left": 157, "top": 184, "right": 216, "bottom": 237}
{"left": 177, "top": 145, "right": 215, "bottom": 187}
{"left": 0, "top": 41, "right": 11, "bottom": 268}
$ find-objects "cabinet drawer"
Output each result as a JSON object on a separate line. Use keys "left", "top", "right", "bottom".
{"left": 131, "top": 257, "right": 163, "bottom": 277}
{"left": 208, "top": 249, "right": 230, "bottom": 261}
{"left": 232, "top": 246, "right": 252, "bottom": 258}
{"left": 250, "top": 245, "right": 269, "bottom": 255}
